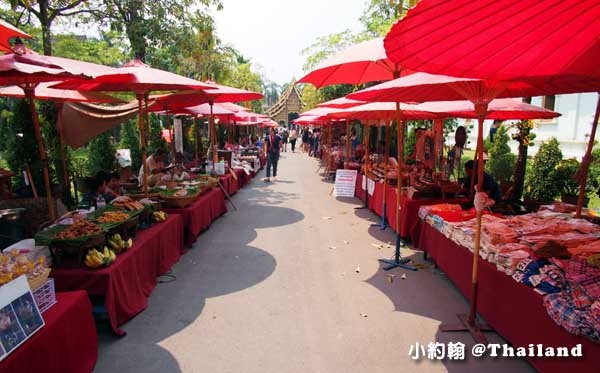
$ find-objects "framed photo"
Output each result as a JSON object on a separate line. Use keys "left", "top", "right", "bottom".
{"left": 0, "top": 275, "right": 45, "bottom": 361}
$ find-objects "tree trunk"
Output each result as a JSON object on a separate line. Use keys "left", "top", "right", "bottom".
{"left": 37, "top": 0, "right": 53, "bottom": 55}
{"left": 511, "top": 142, "right": 528, "bottom": 201}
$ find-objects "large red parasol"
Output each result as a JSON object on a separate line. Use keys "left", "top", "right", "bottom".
{"left": 384, "top": 0, "right": 600, "bottom": 82}
{"left": 297, "top": 37, "right": 406, "bottom": 88}
{"left": 51, "top": 59, "right": 216, "bottom": 194}
{"left": 0, "top": 49, "right": 126, "bottom": 220}
{"left": 0, "top": 19, "right": 31, "bottom": 52}
{"left": 316, "top": 97, "right": 364, "bottom": 109}
{"left": 384, "top": 0, "right": 600, "bottom": 217}
{"left": 414, "top": 98, "right": 561, "bottom": 120}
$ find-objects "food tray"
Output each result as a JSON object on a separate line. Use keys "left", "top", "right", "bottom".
{"left": 161, "top": 192, "right": 199, "bottom": 208}
{"left": 28, "top": 267, "right": 51, "bottom": 290}
{"left": 32, "top": 278, "right": 56, "bottom": 313}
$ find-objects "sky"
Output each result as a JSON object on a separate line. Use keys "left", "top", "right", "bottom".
{"left": 212, "top": 0, "right": 367, "bottom": 86}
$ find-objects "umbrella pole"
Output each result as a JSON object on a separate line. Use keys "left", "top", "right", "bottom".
{"left": 137, "top": 94, "right": 149, "bottom": 196}
{"left": 576, "top": 93, "right": 600, "bottom": 217}
{"left": 379, "top": 102, "right": 416, "bottom": 271}
{"left": 24, "top": 87, "right": 55, "bottom": 221}
{"left": 372, "top": 121, "right": 391, "bottom": 229}
{"left": 440, "top": 103, "right": 493, "bottom": 344}
{"left": 194, "top": 115, "right": 199, "bottom": 166}
{"left": 356, "top": 120, "right": 371, "bottom": 210}
{"left": 56, "top": 102, "right": 73, "bottom": 208}
{"left": 210, "top": 102, "right": 218, "bottom": 166}
{"left": 345, "top": 119, "right": 351, "bottom": 165}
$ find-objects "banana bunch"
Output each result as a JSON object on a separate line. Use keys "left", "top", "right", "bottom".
{"left": 153, "top": 211, "right": 168, "bottom": 222}
{"left": 108, "top": 233, "right": 133, "bottom": 253}
{"left": 84, "top": 247, "right": 117, "bottom": 268}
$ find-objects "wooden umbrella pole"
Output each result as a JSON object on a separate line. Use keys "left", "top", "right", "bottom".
{"left": 194, "top": 115, "right": 200, "bottom": 165}
{"left": 210, "top": 102, "right": 218, "bottom": 165}
{"left": 345, "top": 119, "right": 351, "bottom": 163}
{"left": 576, "top": 93, "right": 600, "bottom": 217}
{"left": 56, "top": 102, "right": 72, "bottom": 207}
{"left": 24, "top": 86, "right": 55, "bottom": 221}
{"left": 396, "top": 104, "right": 405, "bottom": 236}
{"left": 137, "top": 94, "right": 149, "bottom": 196}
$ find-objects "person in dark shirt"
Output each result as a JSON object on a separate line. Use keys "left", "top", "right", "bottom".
{"left": 80, "top": 176, "right": 108, "bottom": 209}
{"left": 462, "top": 160, "right": 502, "bottom": 203}
{"left": 264, "top": 128, "right": 282, "bottom": 182}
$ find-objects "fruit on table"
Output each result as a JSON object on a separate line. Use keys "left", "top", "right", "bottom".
{"left": 108, "top": 233, "right": 133, "bottom": 253}
{"left": 84, "top": 247, "right": 117, "bottom": 269}
{"left": 153, "top": 211, "right": 168, "bottom": 222}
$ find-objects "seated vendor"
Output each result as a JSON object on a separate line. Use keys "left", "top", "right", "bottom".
{"left": 138, "top": 148, "right": 167, "bottom": 187}
{"left": 163, "top": 152, "right": 190, "bottom": 181}
{"left": 461, "top": 160, "right": 502, "bottom": 203}
{"left": 106, "top": 171, "right": 126, "bottom": 198}
{"left": 80, "top": 176, "right": 107, "bottom": 209}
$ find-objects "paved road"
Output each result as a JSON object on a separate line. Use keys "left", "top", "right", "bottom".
{"left": 95, "top": 151, "right": 535, "bottom": 373}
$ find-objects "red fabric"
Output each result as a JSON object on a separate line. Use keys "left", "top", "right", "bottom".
{"left": 0, "top": 291, "right": 97, "bottom": 373}
{"left": 259, "top": 154, "right": 266, "bottom": 168}
{"left": 328, "top": 101, "right": 444, "bottom": 121}
{"left": 384, "top": 0, "right": 600, "bottom": 82}
{"left": 355, "top": 174, "right": 367, "bottom": 202}
{"left": 163, "top": 187, "right": 226, "bottom": 245}
{"left": 0, "top": 20, "right": 31, "bottom": 52}
{"left": 412, "top": 222, "right": 600, "bottom": 373}
{"left": 51, "top": 215, "right": 184, "bottom": 335}
{"left": 297, "top": 37, "right": 402, "bottom": 88}
{"left": 368, "top": 180, "right": 384, "bottom": 216}
{"left": 415, "top": 98, "right": 560, "bottom": 120}
{"left": 317, "top": 97, "right": 364, "bottom": 109}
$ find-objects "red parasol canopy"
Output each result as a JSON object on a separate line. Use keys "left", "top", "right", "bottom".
{"left": 0, "top": 19, "right": 31, "bottom": 52}
{"left": 415, "top": 98, "right": 561, "bottom": 120}
{"left": 316, "top": 97, "right": 365, "bottom": 109}
{"left": 0, "top": 81, "right": 121, "bottom": 103}
{"left": 384, "top": 0, "right": 600, "bottom": 82}
{"left": 219, "top": 102, "right": 250, "bottom": 112}
{"left": 292, "top": 115, "right": 329, "bottom": 125}
{"left": 327, "top": 101, "right": 441, "bottom": 121}
{"left": 259, "top": 119, "right": 279, "bottom": 128}
{"left": 298, "top": 37, "right": 406, "bottom": 88}
{"left": 232, "top": 110, "right": 269, "bottom": 125}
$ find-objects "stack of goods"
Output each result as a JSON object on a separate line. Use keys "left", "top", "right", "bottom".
{"left": 418, "top": 204, "right": 600, "bottom": 342}
{"left": 0, "top": 252, "right": 49, "bottom": 288}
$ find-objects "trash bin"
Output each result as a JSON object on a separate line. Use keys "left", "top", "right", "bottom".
{"left": 0, "top": 208, "right": 26, "bottom": 250}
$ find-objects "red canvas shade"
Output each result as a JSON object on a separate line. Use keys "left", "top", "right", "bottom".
{"left": 298, "top": 37, "right": 404, "bottom": 88}
{"left": 384, "top": 0, "right": 600, "bottom": 82}
{"left": 327, "top": 101, "right": 441, "bottom": 121}
{"left": 317, "top": 97, "right": 364, "bottom": 109}
{"left": 415, "top": 98, "right": 561, "bottom": 120}
{"left": 0, "top": 81, "right": 120, "bottom": 103}
{"left": 0, "top": 19, "right": 31, "bottom": 52}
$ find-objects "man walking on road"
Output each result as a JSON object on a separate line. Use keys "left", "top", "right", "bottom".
{"left": 289, "top": 128, "right": 298, "bottom": 152}
{"left": 264, "top": 128, "right": 282, "bottom": 182}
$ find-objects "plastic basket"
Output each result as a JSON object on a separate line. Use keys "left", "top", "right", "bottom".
{"left": 32, "top": 278, "right": 57, "bottom": 314}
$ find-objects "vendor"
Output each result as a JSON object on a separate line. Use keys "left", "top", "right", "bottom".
{"left": 138, "top": 148, "right": 167, "bottom": 187}
{"left": 163, "top": 152, "right": 190, "bottom": 181}
{"left": 95, "top": 170, "right": 116, "bottom": 203}
{"left": 80, "top": 176, "right": 107, "bottom": 209}
{"left": 106, "top": 171, "right": 126, "bottom": 198}
{"left": 462, "top": 160, "right": 502, "bottom": 203}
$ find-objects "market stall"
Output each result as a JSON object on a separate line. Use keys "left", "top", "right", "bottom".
{"left": 50, "top": 214, "right": 184, "bottom": 335}
{"left": 0, "top": 290, "right": 97, "bottom": 373}
{"left": 411, "top": 206, "right": 600, "bottom": 373}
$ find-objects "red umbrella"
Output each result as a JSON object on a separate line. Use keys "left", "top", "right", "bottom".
{"left": 317, "top": 97, "right": 364, "bottom": 109}
{"left": 384, "top": 0, "right": 600, "bottom": 217}
{"left": 0, "top": 50, "right": 126, "bottom": 220}
{"left": 293, "top": 115, "right": 328, "bottom": 126}
{"left": 0, "top": 19, "right": 31, "bottom": 52}
{"left": 0, "top": 82, "right": 123, "bottom": 204}
{"left": 259, "top": 119, "right": 279, "bottom": 128}
{"left": 232, "top": 111, "right": 268, "bottom": 125}
{"left": 414, "top": 98, "right": 561, "bottom": 120}
{"left": 348, "top": 73, "right": 573, "bottom": 343}
{"left": 298, "top": 37, "right": 406, "bottom": 88}
{"left": 384, "top": 0, "right": 600, "bottom": 82}
{"left": 327, "top": 101, "right": 442, "bottom": 121}
{"left": 219, "top": 102, "right": 250, "bottom": 113}
{"left": 51, "top": 59, "right": 217, "bottom": 194}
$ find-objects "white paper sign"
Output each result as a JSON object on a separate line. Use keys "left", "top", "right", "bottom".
{"left": 367, "top": 178, "right": 376, "bottom": 196}
{"left": 361, "top": 175, "right": 366, "bottom": 191}
{"left": 334, "top": 169, "right": 358, "bottom": 197}
{"left": 0, "top": 275, "right": 45, "bottom": 361}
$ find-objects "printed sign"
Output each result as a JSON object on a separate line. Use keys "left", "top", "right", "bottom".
{"left": 361, "top": 175, "right": 366, "bottom": 191}
{"left": 334, "top": 169, "right": 358, "bottom": 197}
{"left": 0, "top": 275, "right": 45, "bottom": 361}
{"left": 367, "top": 178, "right": 376, "bottom": 196}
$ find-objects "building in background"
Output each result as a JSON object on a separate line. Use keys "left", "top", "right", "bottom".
{"left": 266, "top": 83, "right": 304, "bottom": 128}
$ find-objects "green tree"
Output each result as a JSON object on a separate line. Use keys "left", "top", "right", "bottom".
{"left": 148, "top": 114, "right": 167, "bottom": 155}
{"left": 525, "top": 137, "right": 563, "bottom": 202}
{"left": 485, "top": 125, "right": 516, "bottom": 185}
{"left": 119, "top": 119, "right": 141, "bottom": 171}
{"left": 508, "top": 119, "right": 536, "bottom": 201}
{"left": 87, "top": 132, "right": 115, "bottom": 174}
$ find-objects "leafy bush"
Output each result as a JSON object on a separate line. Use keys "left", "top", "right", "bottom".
{"left": 525, "top": 137, "right": 563, "bottom": 202}
{"left": 485, "top": 125, "right": 516, "bottom": 184}
{"left": 553, "top": 158, "right": 580, "bottom": 196}
{"left": 87, "top": 132, "right": 115, "bottom": 174}
{"left": 119, "top": 119, "right": 142, "bottom": 171}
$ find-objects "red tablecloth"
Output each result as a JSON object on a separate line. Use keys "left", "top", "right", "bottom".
{"left": 355, "top": 174, "right": 367, "bottom": 202}
{"left": 259, "top": 154, "right": 266, "bottom": 168}
{"left": 51, "top": 214, "right": 184, "bottom": 335}
{"left": 412, "top": 221, "right": 600, "bottom": 373}
{"left": 163, "top": 187, "right": 227, "bottom": 245}
{"left": 0, "top": 291, "right": 97, "bottom": 373}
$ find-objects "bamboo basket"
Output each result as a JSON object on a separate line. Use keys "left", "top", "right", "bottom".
{"left": 28, "top": 268, "right": 51, "bottom": 290}
{"left": 161, "top": 192, "right": 200, "bottom": 208}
